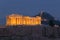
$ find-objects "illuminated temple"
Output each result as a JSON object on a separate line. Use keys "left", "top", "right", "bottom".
{"left": 6, "top": 14, "right": 41, "bottom": 26}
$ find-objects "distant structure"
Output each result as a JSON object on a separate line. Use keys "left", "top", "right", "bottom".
{"left": 6, "top": 14, "right": 41, "bottom": 26}
{"left": 6, "top": 11, "right": 58, "bottom": 26}
{"left": 34, "top": 11, "right": 54, "bottom": 25}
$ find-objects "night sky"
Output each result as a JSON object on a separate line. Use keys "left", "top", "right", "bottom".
{"left": 0, "top": 0, "right": 60, "bottom": 25}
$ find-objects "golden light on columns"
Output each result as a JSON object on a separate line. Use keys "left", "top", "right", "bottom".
{"left": 6, "top": 14, "right": 41, "bottom": 26}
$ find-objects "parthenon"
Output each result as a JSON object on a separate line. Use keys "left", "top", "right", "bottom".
{"left": 6, "top": 14, "right": 41, "bottom": 26}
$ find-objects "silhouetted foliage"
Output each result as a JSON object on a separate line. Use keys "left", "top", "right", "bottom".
{"left": 54, "top": 20, "right": 60, "bottom": 26}
{"left": 49, "top": 20, "right": 55, "bottom": 27}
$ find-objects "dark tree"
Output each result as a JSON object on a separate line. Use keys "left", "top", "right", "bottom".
{"left": 49, "top": 20, "right": 54, "bottom": 27}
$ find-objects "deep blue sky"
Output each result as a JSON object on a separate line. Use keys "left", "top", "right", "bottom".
{"left": 0, "top": 0, "right": 60, "bottom": 25}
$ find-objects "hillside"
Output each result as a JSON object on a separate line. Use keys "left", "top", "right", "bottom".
{"left": 0, "top": 25, "right": 60, "bottom": 40}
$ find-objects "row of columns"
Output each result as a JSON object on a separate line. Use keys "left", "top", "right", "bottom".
{"left": 6, "top": 16, "right": 41, "bottom": 26}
